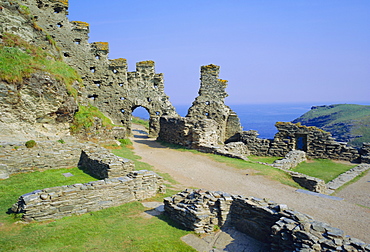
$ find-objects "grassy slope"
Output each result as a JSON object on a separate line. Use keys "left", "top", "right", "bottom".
{"left": 0, "top": 146, "right": 194, "bottom": 252}
{"left": 292, "top": 104, "right": 370, "bottom": 147}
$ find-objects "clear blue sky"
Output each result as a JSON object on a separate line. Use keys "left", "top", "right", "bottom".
{"left": 68, "top": 1, "right": 370, "bottom": 106}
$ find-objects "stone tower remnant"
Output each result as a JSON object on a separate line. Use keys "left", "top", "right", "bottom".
{"left": 186, "top": 64, "right": 242, "bottom": 143}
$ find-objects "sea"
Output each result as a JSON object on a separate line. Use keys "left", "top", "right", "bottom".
{"left": 132, "top": 103, "right": 318, "bottom": 139}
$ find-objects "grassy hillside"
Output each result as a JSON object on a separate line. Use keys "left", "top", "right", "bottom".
{"left": 292, "top": 104, "right": 370, "bottom": 147}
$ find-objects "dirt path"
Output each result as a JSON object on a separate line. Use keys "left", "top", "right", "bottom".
{"left": 131, "top": 127, "right": 370, "bottom": 243}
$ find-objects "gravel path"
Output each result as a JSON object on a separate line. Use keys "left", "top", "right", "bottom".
{"left": 131, "top": 127, "right": 370, "bottom": 243}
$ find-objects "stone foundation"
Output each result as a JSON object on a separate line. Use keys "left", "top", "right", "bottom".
{"left": 12, "top": 170, "right": 163, "bottom": 221}
{"left": 164, "top": 189, "right": 370, "bottom": 251}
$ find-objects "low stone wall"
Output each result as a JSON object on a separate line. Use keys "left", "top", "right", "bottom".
{"left": 326, "top": 164, "right": 370, "bottom": 194}
{"left": 272, "top": 150, "right": 306, "bottom": 170}
{"left": 164, "top": 189, "right": 370, "bottom": 252}
{"left": 0, "top": 140, "right": 85, "bottom": 178}
{"left": 78, "top": 146, "right": 134, "bottom": 179}
{"left": 290, "top": 172, "right": 327, "bottom": 193}
{"left": 12, "top": 170, "right": 163, "bottom": 221}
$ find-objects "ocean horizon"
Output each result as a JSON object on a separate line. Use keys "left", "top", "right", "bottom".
{"left": 132, "top": 102, "right": 369, "bottom": 139}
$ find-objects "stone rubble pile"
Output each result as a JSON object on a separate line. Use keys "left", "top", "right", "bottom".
{"left": 164, "top": 189, "right": 370, "bottom": 252}
{"left": 12, "top": 170, "right": 163, "bottom": 221}
{"left": 272, "top": 150, "right": 307, "bottom": 170}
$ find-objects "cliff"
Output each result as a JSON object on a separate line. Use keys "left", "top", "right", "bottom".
{"left": 292, "top": 104, "right": 370, "bottom": 147}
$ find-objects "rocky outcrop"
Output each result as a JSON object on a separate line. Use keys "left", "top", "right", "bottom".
{"left": 0, "top": 72, "right": 78, "bottom": 142}
{"left": 165, "top": 189, "right": 370, "bottom": 251}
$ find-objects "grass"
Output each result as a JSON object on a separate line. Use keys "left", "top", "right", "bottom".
{"left": 0, "top": 167, "right": 97, "bottom": 225}
{"left": 70, "top": 105, "right": 114, "bottom": 134}
{"left": 248, "top": 155, "right": 283, "bottom": 164}
{"left": 111, "top": 143, "right": 179, "bottom": 186}
{"left": 293, "top": 159, "right": 357, "bottom": 183}
{"left": 132, "top": 116, "right": 149, "bottom": 129}
{"left": 0, "top": 33, "right": 81, "bottom": 95}
{"left": 0, "top": 158, "right": 194, "bottom": 251}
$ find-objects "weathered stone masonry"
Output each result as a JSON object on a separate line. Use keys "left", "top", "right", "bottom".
{"left": 165, "top": 189, "right": 370, "bottom": 252}
{"left": 12, "top": 170, "right": 163, "bottom": 221}
{"left": 17, "top": 0, "right": 178, "bottom": 137}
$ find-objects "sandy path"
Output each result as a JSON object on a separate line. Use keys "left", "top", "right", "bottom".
{"left": 131, "top": 127, "right": 370, "bottom": 243}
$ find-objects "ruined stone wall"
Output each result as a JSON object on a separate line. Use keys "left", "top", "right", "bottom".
{"left": 0, "top": 139, "right": 134, "bottom": 179}
{"left": 360, "top": 143, "right": 370, "bottom": 163}
{"left": 239, "top": 123, "right": 360, "bottom": 161}
{"left": 269, "top": 122, "right": 359, "bottom": 161}
{"left": 158, "top": 116, "right": 219, "bottom": 148}
{"left": 17, "top": 0, "right": 178, "bottom": 137}
{"left": 78, "top": 145, "right": 134, "bottom": 179}
{"left": 12, "top": 170, "right": 163, "bottom": 221}
{"left": 165, "top": 189, "right": 370, "bottom": 252}
{"left": 186, "top": 64, "right": 242, "bottom": 143}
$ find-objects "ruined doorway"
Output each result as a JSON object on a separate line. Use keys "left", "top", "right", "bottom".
{"left": 295, "top": 134, "right": 308, "bottom": 151}
{"left": 131, "top": 106, "right": 150, "bottom": 138}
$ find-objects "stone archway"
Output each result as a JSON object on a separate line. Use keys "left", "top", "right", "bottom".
{"left": 128, "top": 105, "right": 161, "bottom": 138}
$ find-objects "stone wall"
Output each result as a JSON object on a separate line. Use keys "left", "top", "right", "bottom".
{"left": 164, "top": 189, "right": 370, "bottom": 252}
{"left": 158, "top": 116, "right": 219, "bottom": 148}
{"left": 0, "top": 140, "right": 85, "bottom": 178}
{"left": 290, "top": 172, "right": 327, "bottom": 193}
{"left": 0, "top": 139, "right": 134, "bottom": 180}
{"left": 14, "top": 0, "right": 178, "bottom": 137}
{"left": 78, "top": 145, "right": 134, "bottom": 179}
{"left": 239, "top": 123, "right": 360, "bottom": 162}
{"left": 12, "top": 170, "right": 163, "bottom": 221}
{"left": 186, "top": 64, "right": 242, "bottom": 143}
{"left": 360, "top": 143, "right": 370, "bottom": 163}
{"left": 271, "top": 150, "right": 307, "bottom": 170}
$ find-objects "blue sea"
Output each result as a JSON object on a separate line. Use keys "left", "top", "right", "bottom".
{"left": 132, "top": 103, "right": 317, "bottom": 139}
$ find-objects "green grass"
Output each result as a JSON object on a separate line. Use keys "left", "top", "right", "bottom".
{"left": 0, "top": 33, "right": 81, "bottom": 95}
{"left": 0, "top": 163, "right": 194, "bottom": 251}
{"left": 0, "top": 167, "right": 97, "bottom": 225}
{"left": 132, "top": 116, "right": 149, "bottom": 129}
{"left": 293, "top": 159, "right": 357, "bottom": 183}
{"left": 70, "top": 105, "right": 114, "bottom": 134}
{"left": 248, "top": 155, "right": 283, "bottom": 164}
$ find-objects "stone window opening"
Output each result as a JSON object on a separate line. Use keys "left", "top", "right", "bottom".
{"left": 120, "top": 109, "right": 125, "bottom": 114}
{"left": 33, "top": 16, "right": 38, "bottom": 21}
{"left": 57, "top": 22, "right": 63, "bottom": 28}
{"left": 205, "top": 101, "right": 210, "bottom": 105}
{"left": 147, "top": 98, "right": 152, "bottom": 102}
{"left": 94, "top": 81, "right": 101, "bottom": 87}
{"left": 155, "top": 111, "right": 161, "bottom": 116}
{"left": 295, "top": 134, "right": 308, "bottom": 151}
{"left": 205, "top": 112, "right": 209, "bottom": 117}
{"left": 113, "top": 69, "right": 118, "bottom": 74}
{"left": 63, "top": 52, "right": 70, "bottom": 58}
{"left": 95, "top": 55, "right": 100, "bottom": 60}
{"left": 119, "top": 83, "right": 124, "bottom": 87}
{"left": 54, "top": 7, "right": 63, "bottom": 14}
{"left": 154, "top": 84, "right": 158, "bottom": 89}
{"left": 88, "top": 94, "right": 98, "bottom": 100}
{"left": 90, "top": 67, "right": 96, "bottom": 73}
{"left": 120, "top": 97, "right": 125, "bottom": 100}
{"left": 74, "top": 39, "right": 81, "bottom": 45}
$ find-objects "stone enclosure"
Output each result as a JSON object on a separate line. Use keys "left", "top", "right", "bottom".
{"left": 164, "top": 189, "right": 370, "bottom": 252}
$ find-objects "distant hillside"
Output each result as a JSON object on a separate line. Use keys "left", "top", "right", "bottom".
{"left": 292, "top": 104, "right": 370, "bottom": 148}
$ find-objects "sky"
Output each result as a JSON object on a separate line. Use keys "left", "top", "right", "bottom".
{"left": 68, "top": 1, "right": 370, "bottom": 106}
